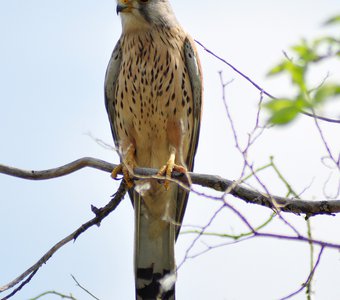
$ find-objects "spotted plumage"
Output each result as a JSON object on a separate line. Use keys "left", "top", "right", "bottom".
{"left": 105, "top": 1, "right": 202, "bottom": 299}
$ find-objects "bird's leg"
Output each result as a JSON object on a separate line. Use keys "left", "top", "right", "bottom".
{"left": 111, "top": 144, "right": 135, "bottom": 188}
{"left": 157, "top": 146, "right": 187, "bottom": 189}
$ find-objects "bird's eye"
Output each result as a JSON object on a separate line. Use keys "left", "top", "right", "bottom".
{"left": 139, "top": 0, "right": 149, "bottom": 3}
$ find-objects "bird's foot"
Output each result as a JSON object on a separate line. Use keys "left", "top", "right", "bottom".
{"left": 157, "top": 150, "right": 187, "bottom": 189}
{"left": 111, "top": 145, "right": 135, "bottom": 189}
{"left": 111, "top": 164, "right": 134, "bottom": 189}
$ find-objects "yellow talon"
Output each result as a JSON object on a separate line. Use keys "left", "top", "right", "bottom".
{"left": 111, "top": 164, "right": 123, "bottom": 179}
{"left": 111, "top": 144, "right": 136, "bottom": 189}
{"left": 123, "top": 166, "right": 134, "bottom": 189}
{"left": 157, "top": 149, "right": 187, "bottom": 189}
{"left": 111, "top": 163, "right": 134, "bottom": 189}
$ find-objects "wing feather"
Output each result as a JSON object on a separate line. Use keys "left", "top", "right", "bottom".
{"left": 175, "top": 37, "right": 203, "bottom": 238}
{"left": 104, "top": 40, "right": 122, "bottom": 153}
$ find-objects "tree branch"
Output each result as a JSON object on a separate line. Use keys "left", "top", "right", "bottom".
{"left": 1, "top": 157, "right": 340, "bottom": 217}
{"left": 1, "top": 158, "right": 339, "bottom": 298}
{"left": 0, "top": 157, "right": 113, "bottom": 180}
{"left": 0, "top": 181, "right": 127, "bottom": 299}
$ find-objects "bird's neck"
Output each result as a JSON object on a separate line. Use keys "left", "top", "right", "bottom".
{"left": 120, "top": 14, "right": 152, "bottom": 35}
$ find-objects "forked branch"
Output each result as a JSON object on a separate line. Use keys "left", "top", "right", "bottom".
{"left": 1, "top": 157, "right": 340, "bottom": 299}
{"left": 0, "top": 181, "right": 127, "bottom": 299}
{"left": 1, "top": 157, "right": 340, "bottom": 217}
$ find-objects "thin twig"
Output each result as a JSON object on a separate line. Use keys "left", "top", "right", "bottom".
{"left": 270, "top": 157, "right": 317, "bottom": 298}
{"left": 222, "top": 198, "right": 340, "bottom": 250}
{"left": 196, "top": 40, "right": 340, "bottom": 124}
{"left": 198, "top": 41, "right": 276, "bottom": 99}
{"left": 301, "top": 111, "right": 340, "bottom": 124}
{"left": 280, "top": 246, "right": 325, "bottom": 300}
{"left": 181, "top": 213, "right": 275, "bottom": 240}
{"left": 29, "top": 291, "right": 77, "bottom": 300}
{"left": 219, "top": 71, "right": 302, "bottom": 237}
{"left": 306, "top": 220, "right": 315, "bottom": 300}
{"left": 0, "top": 182, "right": 127, "bottom": 299}
{"left": 71, "top": 275, "right": 99, "bottom": 300}
{"left": 311, "top": 108, "right": 340, "bottom": 172}
{"left": 177, "top": 204, "right": 226, "bottom": 270}
{"left": 180, "top": 199, "right": 338, "bottom": 262}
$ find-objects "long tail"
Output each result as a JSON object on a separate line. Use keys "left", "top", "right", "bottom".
{"left": 133, "top": 185, "right": 177, "bottom": 300}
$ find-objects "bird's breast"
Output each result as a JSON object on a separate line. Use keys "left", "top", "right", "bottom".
{"left": 115, "top": 28, "right": 194, "bottom": 168}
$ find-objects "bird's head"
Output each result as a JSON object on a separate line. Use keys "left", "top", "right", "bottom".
{"left": 116, "top": 0, "right": 178, "bottom": 33}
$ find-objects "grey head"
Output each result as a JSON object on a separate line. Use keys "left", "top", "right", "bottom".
{"left": 116, "top": 0, "right": 179, "bottom": 32}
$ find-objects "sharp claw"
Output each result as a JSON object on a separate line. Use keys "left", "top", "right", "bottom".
{"left": 123, "top": 167, "right": 134, "bottom": 188}
{"left": 157, "top": 165, "right": 168, "bottom": 177}
{"left": 157, "top": 161, "right": 187, "bottom": 190}
{"left": 111, "top": 144, "right": 136, "bottom": 188}
{"left": 111, "top": 165, "right": 123, "bottom": 179}
{"left": 111, "top": 164, "right": 134, "bottom": 188}
{"left": 173, "top": 165, "right": 187, "bottom": 174}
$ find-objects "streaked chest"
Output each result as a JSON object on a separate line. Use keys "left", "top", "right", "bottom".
{"left": 115, "top": 27, "right": 193, "bottom": 135}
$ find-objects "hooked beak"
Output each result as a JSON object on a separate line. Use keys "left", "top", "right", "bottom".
{"left": 116, "top": 3, "right": 131, "bottom": 15}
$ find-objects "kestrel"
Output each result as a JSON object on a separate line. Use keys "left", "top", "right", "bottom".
{"left": 104, "top": 0, "right": 202, "bottom": 299}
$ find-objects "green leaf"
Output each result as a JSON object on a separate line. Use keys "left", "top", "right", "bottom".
{"left": 313, "top": 84, "right": 340, "bottom": 103}
{"left": 268, "top": 59, "right": 307, "bottom": 90}
{"left": 313, "top": 36, "right": 339, "bottom": 47}
{"left": 270, "top": 106, "right": 300, "bottom": 124}
{"left": 267, "top": 62, "right": 286, "bottom": 76}
{"left": 265, "top": 99, "right": 294, "bottom": 111}
{"left": 285, "top": 61, "right": 307, "bottom": 91}
{"left": 324, "top": 15, "right": 340, "bottom": 26}
{"left": 291, "top": 42, "right": 319, "bottom": 62}
{"left": 265, "top": 98, "right": 304, "bottom": 125}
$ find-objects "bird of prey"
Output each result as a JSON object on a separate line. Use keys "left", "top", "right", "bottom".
{"left": 104, "top": 0, "right": 202, "bottom": 299}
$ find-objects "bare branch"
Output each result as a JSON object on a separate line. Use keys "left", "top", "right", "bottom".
{"left": 178, "top": 200, "right": 338, "bottom": 266}
{"left": 1, "top": 270, "right": 38, "bottom": 300}
{"left": 1, "top": 158, "right": 340, "bottom": 217}
{"left": 1, "top": 158, "right": 338, "bottom": 298}
{"left": 0, "top": 181, "right": 127, "bottom": 299}
{"left": 29, "top": 290, "right": 77, "bottom": 300}
{"left": 196, "top": 40, "right": 340, "bottom": 124}
{"left": 280, "top": 246, "right": 325, "bottom": 300}
{"left": 196, "top": 40, "right": 276, "bottom": 99}
{"left": 311, "top": 108, "right": 340, "bottom": 172}
{"left": 301, "top": 110, "right": 340, "bottom": 124}
{"left": 177, "top": 204, "right": 226, "bottom": 270}
{"left": 0, "top": 157, "right": 113, "bottom": 180}
{"left": 71, "top": 275, "right": 99, "bottom": 300}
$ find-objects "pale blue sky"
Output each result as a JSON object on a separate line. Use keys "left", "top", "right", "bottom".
{"left": 1, "top": 1, "right": 339, "bottom": 299}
